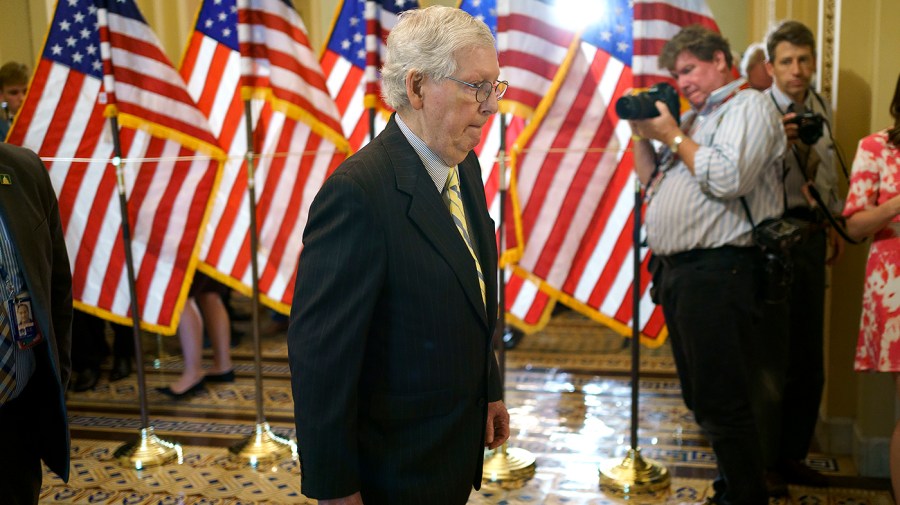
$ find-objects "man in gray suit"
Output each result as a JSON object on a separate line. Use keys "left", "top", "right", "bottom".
{"left": 0, "top": 142, "right": 73, "bottom": 504}
{"left": 288, "top": 6, "right": 509, "bottom": 505}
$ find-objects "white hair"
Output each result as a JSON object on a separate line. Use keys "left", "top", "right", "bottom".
{"left": 740, "top": 42, "right": 767, "bottom": 78}
{"left": 381, "top": 5, "right": 496, "bottom": 111}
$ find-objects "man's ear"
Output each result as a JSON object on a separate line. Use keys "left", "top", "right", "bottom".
{"left": 713, "top": 50, "right": 728, "bottom": 73}
{"left": 406, "top": 71, "right": 425, "bottom": 110}
{"left": 765, "top": 60, "right": 775, "bottom": 78}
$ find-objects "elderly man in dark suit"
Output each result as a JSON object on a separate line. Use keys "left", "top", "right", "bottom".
{"left": 288, "top": 6, "right": 509, "bottom": 505}
{"left": 0, "top": 143, "right": 73, "bottom": 504}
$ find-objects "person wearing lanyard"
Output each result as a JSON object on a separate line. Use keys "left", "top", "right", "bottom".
{"left": 0, "top": 142, "right": 73, "bottom": 504}
{"left": 629, "top": 26, "right": 786, "bottom": 505}
{"left": 760, "top": 20, "right": 841, "bottom": 491}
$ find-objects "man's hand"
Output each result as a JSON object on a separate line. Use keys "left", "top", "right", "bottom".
{"left": 320, "top": 492, "right": 364, "bottom": 505}
{"left": 485, "top": 400, "right": 510, "bottom": 450}
{"left": 782, "top": 112, "right": 800, "bottom": 144}
{"left": 629, "top": 101, "right": 681, "bottom": 144}
{"left": 826, "top": 226, "right": 845, "bottom": 266}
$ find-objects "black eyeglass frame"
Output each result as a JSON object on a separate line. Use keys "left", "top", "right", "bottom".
{"left": 446, "top": 76, "right": 509, "bottom": 103}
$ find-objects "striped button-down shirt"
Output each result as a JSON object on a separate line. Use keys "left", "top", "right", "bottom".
{"left": 646, "top": 78, "right": 787, "bottom": 256}
{"left": 765, "top": 84, "right": 838, "bottom": 212}
{"left": 0, "top": 213, "right": 35, "bottom": 401}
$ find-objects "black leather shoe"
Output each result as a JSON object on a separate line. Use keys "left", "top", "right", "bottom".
{"left": 779, "top": 459, "right": 828, "bottom": 487}
{"left": 109, "top": 356, "right": 132, "bottom": 382}
{"left": 72, "top": 368, "right": 101, "bottom": 392}
{"left": 156, "top": 379, "right": 206, "bottom": 399}
{"left": 204, "top": 369, "right": 235, "bottom": 383}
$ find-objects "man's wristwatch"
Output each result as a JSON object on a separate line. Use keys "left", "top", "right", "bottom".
{"left": 669, "top": 135, "right": 684, "bottom": 154}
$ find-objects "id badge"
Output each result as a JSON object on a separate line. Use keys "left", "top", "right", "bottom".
{"left": 6, "top": 292, "right": 42, "bottom": 349}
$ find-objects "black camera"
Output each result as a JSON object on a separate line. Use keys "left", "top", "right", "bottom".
{"left": 753, "top": 217, "right": 807, "bottom": 252}
{"left": 615, "top": 82, "right": 681, "bottom": 125}
{"left": 787, "top": 111, "right": 824, "bottom": 145}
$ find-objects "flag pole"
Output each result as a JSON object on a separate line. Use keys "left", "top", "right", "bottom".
{"left": 481, "top": 113, "right": 536, "bottom": 489}
{"left": 598, "top": 175, "right": 669, "bottom": 497}
{"left": 107, "top": 114, "right": 182, "bottom": 469}
{"left": 228, "top": 98, "right": 297, "bottom": 467}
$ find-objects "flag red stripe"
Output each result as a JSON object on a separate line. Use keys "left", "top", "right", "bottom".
{"left": 501, "top": 12, "right": 573, "bottom": 48}
{"left": 634, "top": 2, "right": 718, "bottom": 31}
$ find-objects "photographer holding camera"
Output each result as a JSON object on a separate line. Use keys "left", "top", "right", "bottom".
{"left": 759, "top": 20, "right": 841, "bottom": 492}
{"left": 628, "top": 25, "right": 785, "bottom": 505}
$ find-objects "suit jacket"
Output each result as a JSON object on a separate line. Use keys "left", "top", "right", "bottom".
{"left": 0, "top": 143, "right": 73, "bottom": 480}
{"left": 289, "top": 115, "right": 501, "bottom": 505}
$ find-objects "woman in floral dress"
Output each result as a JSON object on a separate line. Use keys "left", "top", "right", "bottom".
{"left": 843, "top": 72, "right": 900, "bottom": 499}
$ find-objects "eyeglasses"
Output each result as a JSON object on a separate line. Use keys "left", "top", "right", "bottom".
{"left": 446, "top": 76, "right": 509, "bottom": 103}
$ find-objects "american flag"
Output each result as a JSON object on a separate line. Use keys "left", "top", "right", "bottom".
{"left": 506, "top": 0, "right": 669, "bottom": 342}
{"left": 181, "top": 0, "right": 348, "bottom": 313}
{"left": 497, "top": 0, "right": 577, "bottom": 119}
{"left": 7, "top": 0, "right": 223, "bottom": 335}
{"left": 321, "top": 0, "right": 417, "bottom": 152}
{"left": 458, "top": 0, "right": 554, "bottom": 333}
{"left": 632, "top": 0, "right": 719, "bottom": 88}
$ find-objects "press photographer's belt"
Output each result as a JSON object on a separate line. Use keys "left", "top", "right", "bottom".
{"left": 657, "top": 245, "right": 757, "bottom": 269}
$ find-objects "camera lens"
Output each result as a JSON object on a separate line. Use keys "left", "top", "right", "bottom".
{"left": 615, "top": 95, "right": 659, "bottom": 120}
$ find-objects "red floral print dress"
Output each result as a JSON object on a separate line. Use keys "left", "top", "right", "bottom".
{"left": 843, "top": 130, "right": 900, "bottom": 371}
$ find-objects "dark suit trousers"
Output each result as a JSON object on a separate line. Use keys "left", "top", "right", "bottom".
{"left": 756, "top": 226, "right": 826, "bottom": 464}
{"left": 0, "top": 377, "right": 45, "bottom": 504}
{"left": 780, "top": 228, "right": 826, "bottom": 460}
{"left": 71, "top": 311, "right": 133, "bottom": 371}
{"left": 657, "top": 246, "right": 767, "bottom": 505}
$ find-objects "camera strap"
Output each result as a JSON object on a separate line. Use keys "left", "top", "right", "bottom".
{"left": 767, "top": 90, "right": 861, "bottom": 244}
{"left": 739, "top": 196, "right": 758, "bottom": 229}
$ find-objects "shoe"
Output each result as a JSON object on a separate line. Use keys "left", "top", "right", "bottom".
{"left": 72, "top": 367, "right": 101, "bottom": 392}
{"left": 766, "top": 470, "right": 788, "bottom": 497}
{"left": 779, "top": 459, "right": 828, "bottom": 487}
{"left": 204, "top": 369, "right": 235, "bottom": 383}
{"left": 155, "top": 379, "right": 206, "bottom": 399}
{"left": 108, "top": 356, "right": 132, "bottom": 382}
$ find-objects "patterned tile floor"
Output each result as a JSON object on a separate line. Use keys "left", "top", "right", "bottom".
{"left": 49, "top": 310, "right": 892, "bottom": 504}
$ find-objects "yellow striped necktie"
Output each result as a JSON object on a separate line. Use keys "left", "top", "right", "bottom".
{"left": 445, "top": 167, "right": 486, "bottom": 308}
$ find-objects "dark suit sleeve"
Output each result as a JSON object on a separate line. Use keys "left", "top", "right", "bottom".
{"left": 288, "top": 171, "right": 385, "bottom": 499}
{"left": 28, "top": 149, "right": 73, "bottom": 389}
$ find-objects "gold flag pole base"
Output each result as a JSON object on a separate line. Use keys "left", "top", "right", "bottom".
{"left": 482, "top": 442, "right": 537, "bottom": 489}
{"left": 114, "top": 427, "right": 183, "bottom": 470}
{"left": 598, "top": 447, "right": 670, "bottom": 498}
{"left": 228, "top": 422, "right": 297, "bottom": 469}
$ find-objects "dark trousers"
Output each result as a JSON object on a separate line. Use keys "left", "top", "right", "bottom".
{"left": 71, "top": 311, "right": 133, "bottom": 372}
{"left": 657, "top": 246, "right": 767, "bottom": 505}
{"left": 0, "top": 378, "right": 45, "bottom": 504}
{"left": 757, "top": 226, "right": 826, "bottom": 466}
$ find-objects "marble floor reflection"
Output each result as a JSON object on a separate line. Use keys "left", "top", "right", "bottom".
{"left": 49, "top": 309, "right": 891, "bottom": 504}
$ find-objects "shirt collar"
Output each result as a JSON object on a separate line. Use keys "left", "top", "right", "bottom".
{"left": 768, "top": 83, "right": 811, "bottom": 113}
{"left": 696, "top": 77, "right": 747, "bottom": 116}
{"left": 395, "top": 113, "right": 452, "bottom": 193}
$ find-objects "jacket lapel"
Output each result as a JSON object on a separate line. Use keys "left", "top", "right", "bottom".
{"left": 459, "top": 153, "right": 498, "bottom": 333}
{"left": 382, "top": 116, "right": 489, "bottom": 329}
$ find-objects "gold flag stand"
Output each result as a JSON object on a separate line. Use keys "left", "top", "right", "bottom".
{"left": 483, "top": 442, "right": 537, "bottom": 489}
{"left": 229, "top": 422, "right": 297, "bottom": 468}
{"left": 599, "top": 447, "right": 670, "bottom": 497}
{"left": 481, "top": 116, "right": 536, "bottom": 489}
{"left": 228, "top": 100, "right": 297, "bottom": 467}
{"left": 598, "top": 179, "right": 670, "bottom": 496}
{"left": 115, "top": 427, "right": 183, "bottom": 470}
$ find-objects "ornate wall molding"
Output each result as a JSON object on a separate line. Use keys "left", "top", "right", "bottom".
{"left": 817, "top": 0, "right": 839, "bottom": 106}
